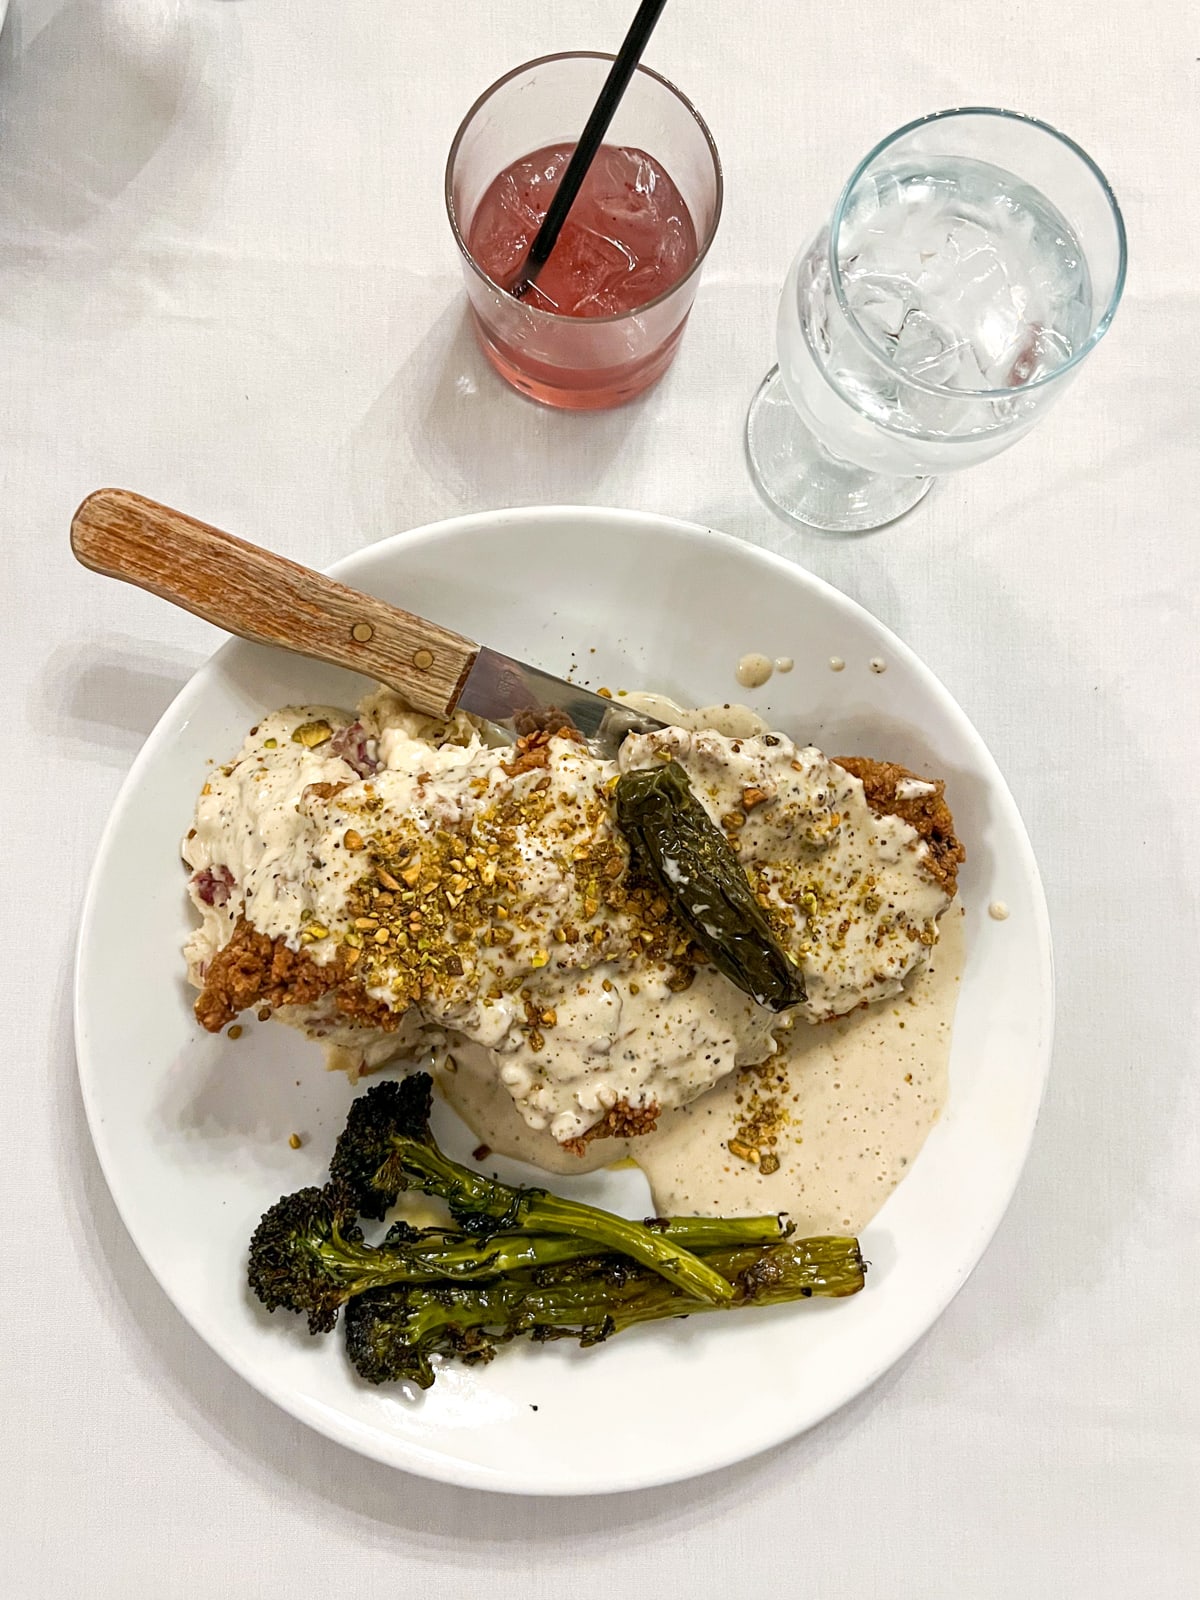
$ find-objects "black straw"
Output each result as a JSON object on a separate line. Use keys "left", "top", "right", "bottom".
{"left": 507, "top": 0, "right": 669, "bottom": 300}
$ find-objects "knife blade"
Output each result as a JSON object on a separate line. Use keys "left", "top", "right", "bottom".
{"left": 456, "top": 646, "right": 665, "bottom": 756}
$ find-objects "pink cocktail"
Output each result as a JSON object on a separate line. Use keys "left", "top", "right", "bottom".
{"left": 446, "top": 54, "right": 722, "bottom": 410}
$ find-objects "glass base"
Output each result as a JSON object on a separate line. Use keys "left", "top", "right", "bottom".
{"left": 745, "top": 366, "right": 933, "bottom": 533}
{"left": 470, "top": 310, "right": 687, "bottom": 411}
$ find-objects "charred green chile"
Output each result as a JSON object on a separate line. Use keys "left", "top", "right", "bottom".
{"left": 615, "top": 760, "right": 806, "bottom": 1012}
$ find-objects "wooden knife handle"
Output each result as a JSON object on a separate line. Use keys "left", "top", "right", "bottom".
{"left": 70, "top": 488, "right": 479, "bottom": 719}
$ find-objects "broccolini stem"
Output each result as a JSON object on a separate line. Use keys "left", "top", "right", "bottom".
{"left": 379, "top": 1212, "right": 790, "bottom": 1281}
{"left": 303, "top": 1229, "right": 611, "bottom": 1294}
{"left": 652, "top": 1213, "right": 791, "bottom": 1249}
{"left": 347, "top": 1236, "right": 866, "bottom": 1387}
{"left": 379, "top": 1140, "right": 738, "bottom": 1306}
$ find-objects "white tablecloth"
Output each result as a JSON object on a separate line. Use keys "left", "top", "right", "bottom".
{"left": 3, "top": 1, "right": 1197, "bottom": 1594}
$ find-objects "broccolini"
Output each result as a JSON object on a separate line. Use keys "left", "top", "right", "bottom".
{"left": 329, "top": 1075, "right": 738, "bottom": 1306}
{"left": 245, "top": 1071, "right": 867, "bottom": 1389}
{"left": 345, "top": 1236, "right": 866, "bottom": 1388}
{"left": 249, "top": 1178, "right": 792, "bottom": 1334}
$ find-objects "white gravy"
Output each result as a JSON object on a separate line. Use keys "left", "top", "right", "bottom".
{"left": 437, "top": 907, "right": 964, "bottom": 1232}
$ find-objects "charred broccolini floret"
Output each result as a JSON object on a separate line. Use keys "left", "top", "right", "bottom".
{"left": 248, "top": 1180, "right": 369, "bottom": 1333}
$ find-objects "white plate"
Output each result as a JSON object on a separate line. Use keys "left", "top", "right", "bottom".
{"left": 75, "top": 507, "right": 1052, "bottom": 1495}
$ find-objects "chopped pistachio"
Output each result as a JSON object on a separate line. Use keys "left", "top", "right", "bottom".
{"left": 727, "top": 1138, "right": 759, "bottom": 1165}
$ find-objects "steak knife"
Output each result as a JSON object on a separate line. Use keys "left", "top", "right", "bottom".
{"left": 70, "top": 489, "right": 666, "bottom": 758}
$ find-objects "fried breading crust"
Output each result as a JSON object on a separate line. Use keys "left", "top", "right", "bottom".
{"left": 832, "top": 756, "right": 964, "bottom": 896}
{"left": 195, "top": 918, "right": 404, "bottom": 1036}
{"left": 560, "top": 1100, "right": 662, "bottom": 1156}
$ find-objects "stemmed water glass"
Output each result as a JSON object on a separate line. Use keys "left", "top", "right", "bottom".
{"left": 746, "top": 108, "right": 1128, "bottom": 533}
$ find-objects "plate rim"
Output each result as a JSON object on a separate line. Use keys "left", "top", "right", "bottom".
{"left": 74, "top": 503, "right": 1054, "bottom": 1494}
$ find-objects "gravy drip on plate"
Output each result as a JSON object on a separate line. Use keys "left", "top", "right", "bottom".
{"left": 734, "top": 653, "right": 774, "bottom": 689}
{"left": 634, "top": 906, "right": 963, "bottom": 1230}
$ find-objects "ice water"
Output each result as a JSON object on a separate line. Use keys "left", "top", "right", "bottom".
{"left": 779, "top": 157, "right": 1094, "bottom": 475}
{"left": 468, "top": 143, "right": 698, "bottom": 318}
